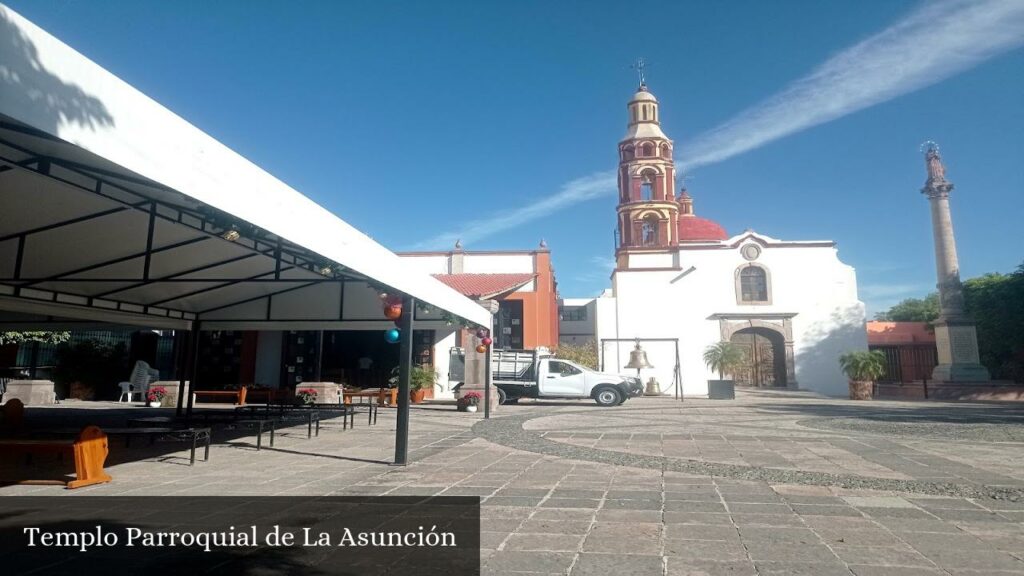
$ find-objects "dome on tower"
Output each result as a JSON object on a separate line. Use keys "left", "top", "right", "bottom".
{"left": 630, "top": 88, "right": 657, "bottom": 103}
{"left": 677, "top": 189, "right": 728, "bottom": 242}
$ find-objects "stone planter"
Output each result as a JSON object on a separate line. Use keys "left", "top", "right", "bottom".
{"left": 707, "top": 380, "right": 735, "bottom": 400}
{"left": 848, "top": 380, "right": 873, "bottom": 400}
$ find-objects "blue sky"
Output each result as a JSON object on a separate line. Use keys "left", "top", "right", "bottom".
{"left": 8, "top": 0, "right": 1023, "bottom": 315}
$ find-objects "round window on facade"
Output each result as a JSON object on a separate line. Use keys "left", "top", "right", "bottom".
{"left": 741, "top": 244, "right": 761, "bottom": 261}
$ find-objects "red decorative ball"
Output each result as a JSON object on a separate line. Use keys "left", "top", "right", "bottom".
{"left": 383, "top": 304, "right": 402, "bottom": 320}
{"left": 481, "top": 337, "right": 493, "bottom": 346}
{"left": 475, "top": 344, "right": 487, "bottom": 354}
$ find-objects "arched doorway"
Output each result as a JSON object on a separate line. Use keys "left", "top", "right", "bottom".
{"left": 730, "top": 327, "right": 787, "bottom": 387}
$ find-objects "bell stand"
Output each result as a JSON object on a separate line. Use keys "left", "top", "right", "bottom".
{"left": 599, "top": 337, "right": 683, "bottom": 402}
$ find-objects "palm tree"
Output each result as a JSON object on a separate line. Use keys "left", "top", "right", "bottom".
{"left": 703, "top": 342, "right": 745, "bottom": 380}
{"left": 838, "top": 350, "right": 888, "bottom": 382}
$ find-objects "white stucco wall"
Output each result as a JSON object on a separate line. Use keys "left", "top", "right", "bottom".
{"left": 400, "top": 255, "right": 450, "bottom": 275}
{"left": 463, "top": 254, "right": 534, "bottom": 273}
{"left": 593, "top": 233, "right": 866, "bottom": 397}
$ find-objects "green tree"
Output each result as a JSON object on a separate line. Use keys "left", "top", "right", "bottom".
{"left": 963, "top": 265, "right": 1024, "bottom": 382}
{"left": 0, "top": 331, "right": 70, "bottom": 346}
{"left": 874, "top": 293, "right": 939, "bottom": 322}
{"left": 554, "top": 341, "right": 599, "bottom": 370}
{"left": 702, "top": 341, "right": 745, "bottom": 380}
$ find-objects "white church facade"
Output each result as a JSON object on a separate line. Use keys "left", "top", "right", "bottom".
{"left": 562, "top": 83, "right": 867, "bottom": 397}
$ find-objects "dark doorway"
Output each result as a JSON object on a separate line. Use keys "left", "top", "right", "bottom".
{"left": 730, "top": 327, "right": 786, "bottom": 387}
{"left": 495, "top": 300, "right": 524, "bottom": 349}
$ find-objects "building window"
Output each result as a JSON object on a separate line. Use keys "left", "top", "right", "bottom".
{"left": 560, "top": 306, "right": 587, "bottom": 322}
{"left": 739, "top": 266, "right": 769, "bottom": 303}
{"left": 642, "top": 143, "right": 653, "bottom": 157}
{"left": 641, "top": 181, "right": 652, "bottom": 201}
{"left": 641, "top": 216, "right": 658, "bottom": 246}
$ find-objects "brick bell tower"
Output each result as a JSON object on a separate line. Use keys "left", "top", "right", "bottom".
{"left": 615, "top": 75, "right": 679, "bottom": 268}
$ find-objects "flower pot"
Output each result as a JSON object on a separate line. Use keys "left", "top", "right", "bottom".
{"left": 707, "top": 380, "right": 735, "bottom": 400}
{"left": 465, "top": 404, "right": 478, "bottom": 413}
{"left": 848, "top": 380, "right": 873, "bottom": 400}
{"left": 410, "top": 389, "right": 426, "bottom": 404}
{"left": 147, "top": 400, "right": 162, "bottom": 407}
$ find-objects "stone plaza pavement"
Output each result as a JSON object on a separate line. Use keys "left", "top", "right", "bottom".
{"left": 2, "top": 391, "right": 1024, "bottom": 575}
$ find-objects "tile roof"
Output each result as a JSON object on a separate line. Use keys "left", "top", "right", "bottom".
{"left": 432, "top": 273, "right": 536, "bottom": 299}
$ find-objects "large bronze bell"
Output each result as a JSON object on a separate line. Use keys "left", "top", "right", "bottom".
{"left": 624, "top": 340, "right": 653, "bottom": 370}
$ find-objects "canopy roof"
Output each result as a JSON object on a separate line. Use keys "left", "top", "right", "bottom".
{"left": 0, "top": 5, "right": 491, "bottom": 330}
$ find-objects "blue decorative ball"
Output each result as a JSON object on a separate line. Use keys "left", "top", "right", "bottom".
{"left": 385, "top": 329, "right": 401, "bottom": 343}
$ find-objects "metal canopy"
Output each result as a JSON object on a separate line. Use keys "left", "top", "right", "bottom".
{"left": 0, "top": 5, "right": 491, "bottom": 330}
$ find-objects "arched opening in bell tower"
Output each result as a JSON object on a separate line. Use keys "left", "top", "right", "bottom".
{"left": 641, "top": 215, "right": 659, "bottom": 246}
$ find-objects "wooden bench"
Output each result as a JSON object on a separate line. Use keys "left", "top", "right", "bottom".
{"left": 0, "top": 425, "right": 112, "bottom": 489}
{"left": 193, "top": 387, "right": 247, "bottom": 405}
{"left": 243, "top": 387, "right": 290, "bottom": 404}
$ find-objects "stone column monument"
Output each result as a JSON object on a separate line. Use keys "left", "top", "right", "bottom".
{"left": 459, "top": 299, "right": 500, "bottom": 412}
{"left": 920, "top": 143, "right": 990, "bottom": 382}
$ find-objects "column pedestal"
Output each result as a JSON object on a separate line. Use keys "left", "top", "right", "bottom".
{"left": 931, "top": 320, "right": 991, "bottom": 382}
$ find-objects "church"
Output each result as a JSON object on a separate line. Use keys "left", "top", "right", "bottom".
{"left": 562, "top": 81, "right": 868, "bottom": 397}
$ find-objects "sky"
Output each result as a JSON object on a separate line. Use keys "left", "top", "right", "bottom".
{"left": 6, "top": 0, "right": 1024, "bottom": 316}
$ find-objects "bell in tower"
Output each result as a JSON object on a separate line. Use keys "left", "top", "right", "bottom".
{"left": 615, "top": 77, "right": 680, "bottom": 263}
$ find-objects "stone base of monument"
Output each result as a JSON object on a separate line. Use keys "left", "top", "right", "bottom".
{"left": 931, "top": 363, "right": 992, "bottom": 382}
{"left": 875, "top": 381, "right": 1024, "bottom": 401}
{"left": 456, "top": 385, "right": 500, "bottom": 411}
{"left": 2, "top": 380, "right": 57, "bottom": 405}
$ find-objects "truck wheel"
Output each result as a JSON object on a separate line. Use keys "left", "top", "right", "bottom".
{"left": 594, "top": 387, "right": 623, "bottom": 407}
{"left": 497, "top": 388, "right": 507, "bottom": 405}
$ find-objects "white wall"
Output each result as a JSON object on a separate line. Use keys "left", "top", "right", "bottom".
{"left": 400, "top": 255, "right": 450, "bottom": 274}
{"left": 596, "top": 234, "right": 866, "bottom": 397}
{"left": 463, "top": 254, "right": 534, "bottom": 273}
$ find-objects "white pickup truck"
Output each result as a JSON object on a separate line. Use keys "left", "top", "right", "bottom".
{"left": 451, "top": 348, "right": 642, "bottom": 407}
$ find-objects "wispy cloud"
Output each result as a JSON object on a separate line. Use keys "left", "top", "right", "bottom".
{"left": 682, "top": 0, "right": 1024, "bottom": 170}
{"left": 412, "top": 171, "right": 616, "bottom": 250}
{"left": 415, "top": 0, "right": 1024, "bottom": 248}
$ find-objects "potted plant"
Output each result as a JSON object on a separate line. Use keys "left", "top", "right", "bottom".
{"left": 839, "top": 350, "right": 887, "bottom": 400}
{"left": 702, "top": 341, "right": 744, "bottom": 400}
{"left": 409, "top": 366, "right": 438, "bottom": 404}
{"left": 146, "top": 386, "right": 167, "bottom": 408}
{"left": 457, "top": 391, "right": 482, "bottom": 413}
{"left": 296, "top": 388, "right": 318, "bottom": 405}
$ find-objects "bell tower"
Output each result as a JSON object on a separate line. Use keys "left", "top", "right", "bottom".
{"left": 615, "top": 78, "right": 679, "bottom": 267}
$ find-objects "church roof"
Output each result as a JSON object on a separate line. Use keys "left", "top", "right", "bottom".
{"left": 432, "top": 273, "right": 536, "bottom": 300}
{"left": 678, "top": 216, "right": 728, "bottom": 242}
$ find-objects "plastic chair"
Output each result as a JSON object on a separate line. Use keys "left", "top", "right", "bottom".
{"left": 118, "top": 361, "right": 159, "bottom": 403}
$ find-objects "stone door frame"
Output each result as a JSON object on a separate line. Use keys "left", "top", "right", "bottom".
{"left": 712, "top": 313, "right": 798, "bottom": 389}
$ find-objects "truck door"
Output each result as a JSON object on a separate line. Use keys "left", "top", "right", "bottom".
{"left": 541, "top": 359, "right": 587, "bottom": 397}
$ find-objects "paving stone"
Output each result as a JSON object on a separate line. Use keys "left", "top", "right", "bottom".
{"left": 666, "top": 500, "right": 729, "bottom": 513}
{"left": 842, "top": 496, "right": 917, "bottom": 508}
{"left": 594, "top": 509, "right": 663, "bottom": 523}
{"left": 737, "top": 526, "right": 818, "bottom": 544}
{"left": 602, "top": 498, "right": 663, "bottom": 510}
{"left": 726, "top": 503, "right": 792, "bottom": 514}
{"left": 665, "top": 523, "right": 740, "bottom": 541}
{"left": 519, "top": 519, "right": 594, "bottom": 535}
{"left": 485, "top": 550, "right": 577, "bottom": 573}
{"left": 848, "top": 567, "right": 945, "bottom": 576}
{"left": 729, "top": 514, "right": 805, "bottom": 527}
{"left": 665, "top": 558, "right": 757, "bottom": 576}
{"left": 753, "top": 561, "right": 853, "bottom": 575}
{"left": 540, "top": 498, "right": 601, "bottom": 509}
{"left": 663, "top": 539, "right": 749, "bottom": 561}
{"left": 503, "top": 533, "right": 585, "bottom": 551}
{"left": 743, "top": 542, "right": 840, "bottom": 564}
{"left": 830, "top": 544, "right": 934, "bottom": 567}
{"left": 924, "top": 549, "right": 1024, "bottom": 571}
{"left": 790, "top": 504, "right": 864, "bottom": 517}
{"left": 570, "top": 553, "right": 665, "bottom": 576}
{"left": 663, "top": 512, "right": 735, "bottom": 525}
